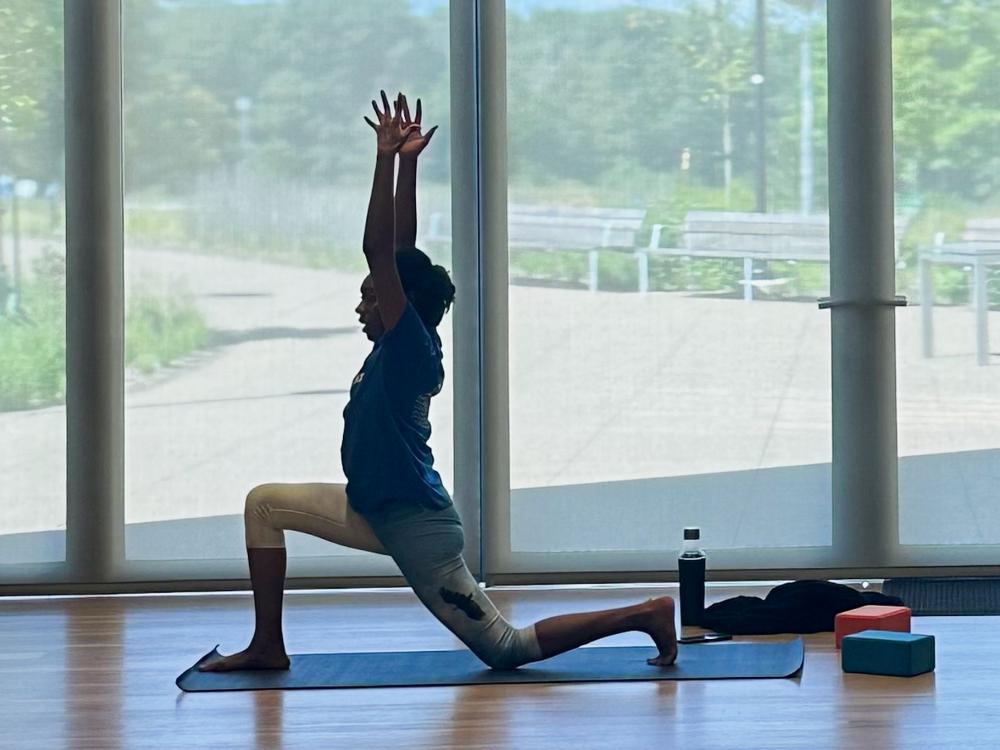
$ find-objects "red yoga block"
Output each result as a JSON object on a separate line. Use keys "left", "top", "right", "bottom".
{"left": 835, "top": 605, "right": 911, "bottom": 648}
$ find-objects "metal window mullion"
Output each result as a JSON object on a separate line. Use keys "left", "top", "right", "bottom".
{"left": 478, "top": 0, "right": 510, "bottom": 586}
{"left": 450, "top": 0, "right": 484, "bottom": 579}
{"left": 65, "top": 0, "right": 125, "bottom": 583}
{"left": 826, "top": 0, "right": 898, "bottom": 568}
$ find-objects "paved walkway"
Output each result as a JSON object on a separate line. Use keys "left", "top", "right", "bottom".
{"left": 2, "top": 244, "right": 1000, "bottom": 561}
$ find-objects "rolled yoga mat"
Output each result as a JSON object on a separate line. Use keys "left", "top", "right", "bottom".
{"left": 176, "top": 637, "right": 804, "bottom": 692}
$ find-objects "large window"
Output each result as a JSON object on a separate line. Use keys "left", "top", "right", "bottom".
{"left": 505, "top": 0, "right": 832, "bottom": 565}
{"left": 0, "top": 2, "right": 66, "bottom": 564}
{"left": 122, "top": 0, "right": 453, "bottom": 564}
{"left": 893, "top": 0, "right": 1000, "bottom": 547}
{"left": 6, "top": 1, "right": 1000, "bottom": 590}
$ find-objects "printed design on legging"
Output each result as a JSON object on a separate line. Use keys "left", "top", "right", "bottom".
{"left": 439, "top": 587, "right": 485, "bottom": 620}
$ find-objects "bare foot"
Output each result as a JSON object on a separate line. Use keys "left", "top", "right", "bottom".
{"left": 640, "top": 597, "right": 678, "bottom": 667}
{"left": 198, "top": 644, "right": 290, "bottom": 672}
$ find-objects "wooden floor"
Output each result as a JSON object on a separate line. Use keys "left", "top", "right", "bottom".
{"left": 1, "top": 584, "right": 998, "bottom": 750}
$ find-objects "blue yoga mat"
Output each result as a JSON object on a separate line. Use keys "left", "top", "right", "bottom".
{"left": 176, "top": 638, "right": 804, "bottom": 692}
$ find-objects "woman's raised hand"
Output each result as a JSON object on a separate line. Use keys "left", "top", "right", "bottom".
{"left": 364, "top": 90, "right": 421, "bottom": 156}
{"left": 396, "top": 94, "right": 438, "bottom": 160}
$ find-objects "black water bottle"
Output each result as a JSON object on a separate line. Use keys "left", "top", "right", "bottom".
{"left": 678, "top": 527, "right": 706, "bottom": 627}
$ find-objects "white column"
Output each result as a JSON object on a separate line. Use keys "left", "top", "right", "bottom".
{"left": 478, "top": 0, "right": 511, "bottom": 585}
{"left": 450, "top": 0, "right": 484, "bottom": 578}
{"left": 65, "top": 0, "right": 125, "bottom": 582}
{"left": 827, "top": 0, "right": 898, "bottom": 567}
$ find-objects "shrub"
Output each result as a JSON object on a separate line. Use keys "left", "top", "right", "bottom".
{"left": 0, "top": 249, "right": 210, "bottom": 410}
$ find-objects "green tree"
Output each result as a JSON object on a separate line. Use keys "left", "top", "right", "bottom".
{"left": 251, "top": 0, "right": 445, "bottom": 182}
{"left": 0, "top": 0, "right": 63, "bottom": 183}
{"left": 122, "top": 0, "right": 447, "bottom": 192}
{"left": 123, "top": 0, "right": 238, "bottom": 194}
{"left": 893, "top": 0, "right": 1000, "bottom": 200}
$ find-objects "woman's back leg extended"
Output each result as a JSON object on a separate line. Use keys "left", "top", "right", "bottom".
{"left": 371, "top": 506, "right": 677, "bottom": 670}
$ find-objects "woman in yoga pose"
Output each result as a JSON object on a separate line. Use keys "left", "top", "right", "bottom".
{"left": 200, "top": 91, "right": 677, "bottom": 673}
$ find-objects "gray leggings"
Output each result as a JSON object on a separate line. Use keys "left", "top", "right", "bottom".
{"left": 244, "top": 483, "right": 542, "bottom": 670}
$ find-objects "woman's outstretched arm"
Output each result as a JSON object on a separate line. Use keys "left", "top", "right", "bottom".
{"left": 363, "top": 91, "right": 418, "bottom": 333}
{"left": 394, "top": 95, "right": 438, "bottom": 251}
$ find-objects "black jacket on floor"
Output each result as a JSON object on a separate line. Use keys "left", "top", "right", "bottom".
{"left": 699, "top": 579, "right": 904, "bottom": 635}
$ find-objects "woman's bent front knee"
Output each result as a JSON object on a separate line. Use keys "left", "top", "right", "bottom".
{"left": 244, "top": 483, "right": 284, "bottom": 548}
{"left": 245, "top": 484, "right": 278, "bottom": 523}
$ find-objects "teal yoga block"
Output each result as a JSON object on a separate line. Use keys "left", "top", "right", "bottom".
{"left": 841, "top": 630, "right": 935, "bottom": 677}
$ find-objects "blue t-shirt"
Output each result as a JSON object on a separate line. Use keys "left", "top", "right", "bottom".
{"left": 341, "top": 301, "right": 452, "bottom": 516}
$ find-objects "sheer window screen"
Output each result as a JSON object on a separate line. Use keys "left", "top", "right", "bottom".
{"left": 893, "top": 0, "right": 1000, "bottom": 549}
{"left": 121, "top": 0, "right": 453, "bottom": 568}
{"left": 11, "top": 1, "right": 1000, "bottom": 589}
{"left": 502, "top": 0, "right": 832, "bottom": 572}
{"left": 0, "top": 1, "right": 66, "bottom": 565}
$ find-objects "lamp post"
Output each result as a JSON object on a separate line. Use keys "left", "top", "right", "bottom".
{"left": 0, "top": 175, "right": 9, "bottom": 290}
{"left": 234, "top": 95, "right": 253, "bottom": 158}
{"left": 753, "top": 0, "right": 767, "bottom": 213}
{"left": 0, "top": 202, "right": 6, "bottom": 314}
{"left": 800, "top": 26, "right": 813, "bottom": 215}
{"left": 11, "top": 182, "right": 20, "bottom": 313}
